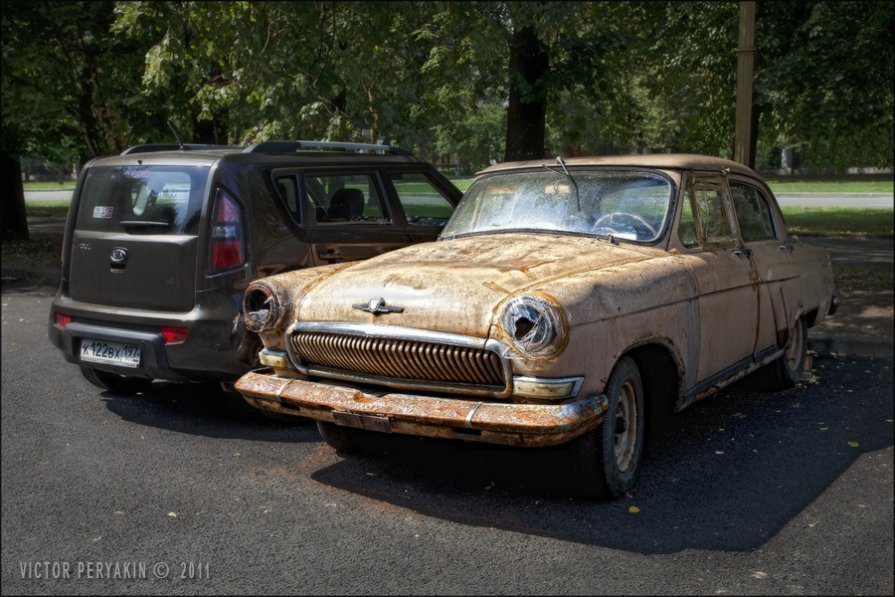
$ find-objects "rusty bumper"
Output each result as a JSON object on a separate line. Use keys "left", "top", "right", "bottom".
{"left": 235, "top": 370, "right": 607, "bottom": 447}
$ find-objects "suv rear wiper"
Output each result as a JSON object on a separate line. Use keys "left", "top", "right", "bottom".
{"left": 119, "top": 220, "right": 171, "bottom": 229}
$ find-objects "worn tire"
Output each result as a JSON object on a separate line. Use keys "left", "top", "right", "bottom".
{"left": 80, "top": 366, "right": 154, "bottom": 394}
{"left": 569, "top": 356, "right": 645, "bottom": 499}
{"left": 771, "top": 317, "right": 807, "bottom": 389}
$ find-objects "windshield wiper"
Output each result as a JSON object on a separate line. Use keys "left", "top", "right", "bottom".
{"left": 119, "top": 220, "right": 171, "bottom": 229}
{"left": 543, "top": 156, "right": 581, "bottom": 211}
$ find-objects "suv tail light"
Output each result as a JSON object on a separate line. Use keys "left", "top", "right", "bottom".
{"left": 211, "top": 189, "right": 245, "bottom": 273}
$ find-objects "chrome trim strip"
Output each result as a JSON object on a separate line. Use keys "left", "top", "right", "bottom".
{"left": 465, "top": 402, "right": 485, "bottom": 428}
{"left": 275, "top": 378, "right": 296, "bottom": 400}
{"left": 289, "top": 321, "right": 491, "bottom": 349}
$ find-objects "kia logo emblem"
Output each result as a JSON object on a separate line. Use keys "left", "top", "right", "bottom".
{"left": 110, "top": 248, "right": 128, "bottom": 265}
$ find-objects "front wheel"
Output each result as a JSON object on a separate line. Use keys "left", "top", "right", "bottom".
{"left": 771, "top": 317, "right": 807, "bottom": 389}
{"left": 80, "top": 366, "right": 154, "bottom": 394}
{"left": 569, "top": 356, "right": 645, "bottom": 499}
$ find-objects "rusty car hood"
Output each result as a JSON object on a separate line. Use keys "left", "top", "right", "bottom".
{"left": 294, "top": 232, "right": 663, "bottom": 336}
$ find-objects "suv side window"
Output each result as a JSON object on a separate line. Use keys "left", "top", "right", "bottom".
{"left": 730, "top": 181, "right": 776, "bottom": 242}
{"left": 274, "top": 175, "right": 301, "bottom": 224}
{"left": 390, "top": 172, "right": 456, "bottom": 227}
{"left": 305, "top": 173, "right": 389, "bottom": 224}
{"left": 679, "top": 179, "right": 735, "bottom": 248}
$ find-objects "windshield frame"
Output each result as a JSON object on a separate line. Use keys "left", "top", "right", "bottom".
{"left": 440, "top": 166, "right": 678, "bottom": 246}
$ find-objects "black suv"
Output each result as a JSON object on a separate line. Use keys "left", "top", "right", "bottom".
{"left": 48, "top": 141, "right": 461, "bottom": 392}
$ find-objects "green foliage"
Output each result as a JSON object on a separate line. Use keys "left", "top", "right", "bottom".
{"left": 2, "top": 1, "right": 167, "bottom": 161}
{"left": 3, "top": 0, "right": 892, "bottom": 172}
{"left": 757, "top": 1, "right": 894, "bottom": 172}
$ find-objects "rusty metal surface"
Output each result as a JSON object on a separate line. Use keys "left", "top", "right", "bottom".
{"left": 235, "top": 370, "right": 607, "bottom": 447}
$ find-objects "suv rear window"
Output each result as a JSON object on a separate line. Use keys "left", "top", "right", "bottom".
{"left": 76, "top": 165, "right": 210, "bottom": 235}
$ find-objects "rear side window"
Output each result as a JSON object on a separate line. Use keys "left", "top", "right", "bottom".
{"left": 76, "top": 165, "right": 209, "bottom": 234}
{"left": 304, "top": 173, "right": 389, "bottom": 224}
{"left": 390, "top": 172, "right": 455, "bottom": 227}
{"left": 730, "top": 182, "right": 776, "bottom": 242}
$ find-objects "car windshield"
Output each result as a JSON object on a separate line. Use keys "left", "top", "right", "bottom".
{"left": 441, "top": 169, "right": 673, "bottom": 243}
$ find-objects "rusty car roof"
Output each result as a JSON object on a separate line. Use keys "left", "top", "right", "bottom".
{"left": 477, "top": 154, "right": 757, "bottom": 177}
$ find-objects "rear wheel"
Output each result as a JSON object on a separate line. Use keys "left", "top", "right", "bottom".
{"left": 570, "top": 356, "right": 645, "bottom": 499}
{"left": 771, "top": 317, "right": 807, "bottom": 389}
{"left": 80, "top": 366, "right": 154, "bottom": 394}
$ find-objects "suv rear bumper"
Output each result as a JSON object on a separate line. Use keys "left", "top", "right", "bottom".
{"left": 49, "top": 295, "right": 251, "bottom": 381}
{"left": 53, "top": 321, "right": 186, "bottom": 381}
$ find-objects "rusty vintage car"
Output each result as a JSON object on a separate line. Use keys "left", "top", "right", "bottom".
{"left": 234, "top": 154, "right": 836, "bottom": 498}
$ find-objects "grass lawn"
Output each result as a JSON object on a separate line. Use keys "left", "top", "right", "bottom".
{"left": 23, "top": 181, "right": 77, "bottom": 191}
{"left": 781, "top": 207, "right": 893, "bottom": 238}
{"left": 765, "top": 179, "right": 893, "bottom": 193}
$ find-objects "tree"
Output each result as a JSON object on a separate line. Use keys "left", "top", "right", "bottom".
{"left": 1, "top": 0, "right": 166, "bottom": 237}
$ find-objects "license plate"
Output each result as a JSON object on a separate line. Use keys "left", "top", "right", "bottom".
{"left": 79, "top": 339, "right": 141, "bottom": 368}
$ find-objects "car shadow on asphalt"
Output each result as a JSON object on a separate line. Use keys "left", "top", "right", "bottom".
{"left": 101, "top": 381, "right": 321, "bottom": 443}
{"left": 308, "top": 355, "right": 894, "bottom": 554}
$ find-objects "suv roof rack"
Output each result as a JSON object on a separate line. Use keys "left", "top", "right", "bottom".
{"left": 121, "top": 143, "right": 242, "bottom": 155}
{"left": 243, "top": 140, "right": 412, "bottom": 156}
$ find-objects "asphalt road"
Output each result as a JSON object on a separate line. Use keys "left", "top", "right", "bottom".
{"left": 2, "top": 279, "right": 893, "bottom": 595}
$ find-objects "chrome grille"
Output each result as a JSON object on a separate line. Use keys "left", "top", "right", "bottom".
{"left": 289, "top": 330, "right": 506, "bottom": 388}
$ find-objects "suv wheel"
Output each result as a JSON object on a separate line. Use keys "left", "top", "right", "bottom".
{"left": 80, "top": 366, "right": 154, "bottom": 394}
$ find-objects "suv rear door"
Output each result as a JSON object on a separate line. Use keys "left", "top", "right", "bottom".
{"left": 67, "top": 164, "right": 209, "bottom": 312}
{"left": 296, "top": 170, "right": 428, "bottom": 266}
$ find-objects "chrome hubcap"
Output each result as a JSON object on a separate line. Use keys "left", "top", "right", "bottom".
{"left": 785, "top": 320, "right": 804, "bottom": 371}
{"left": 613, "top": 380, "right": 638, "bottom": 472}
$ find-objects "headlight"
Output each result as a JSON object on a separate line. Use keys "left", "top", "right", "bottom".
{"left": 243, "top": 283, "right": 283, "bottom": 333}
{"left": 500, "top": 294, "right": 567, "bottom": 357}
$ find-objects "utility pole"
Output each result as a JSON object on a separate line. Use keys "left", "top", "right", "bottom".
{"left": 734, "top": 1, "right": 756, "bottom": 168}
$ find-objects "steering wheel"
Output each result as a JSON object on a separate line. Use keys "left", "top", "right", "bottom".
{"left": 593, "top": 212, "right": 657, "bottom": 239}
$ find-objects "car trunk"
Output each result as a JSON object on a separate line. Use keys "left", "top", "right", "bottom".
{"left": 67, "top": 164, "right": 210, "bottom": 312}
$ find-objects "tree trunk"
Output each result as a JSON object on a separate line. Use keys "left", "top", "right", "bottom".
{"left": 504, "top": 24, "right": 549, "bottom": 162}
{"left": 1, "top": 149, "right": 29, "bottom": 240}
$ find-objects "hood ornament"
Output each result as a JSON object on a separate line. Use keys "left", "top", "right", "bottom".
{"left": 353, "top": 297, "right": 404, "bottom": 316}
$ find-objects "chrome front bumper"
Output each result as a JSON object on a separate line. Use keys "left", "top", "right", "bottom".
{"left": 235, "top": 369, "right": 607, "bottom": 447}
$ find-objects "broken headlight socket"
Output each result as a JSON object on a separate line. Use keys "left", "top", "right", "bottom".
{"left": 500, "top": 293, "right": 568, "bottom": 358}
{"left": 243, "top": 282, "right": 284, "bottom": 333}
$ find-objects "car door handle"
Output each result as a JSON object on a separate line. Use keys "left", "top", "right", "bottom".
{"left": 317, "top": 249, "right": 345, "bottom": 262}
{"left": 778, "top": 243, "right": 795, "bottom": 252}
{"left": 732, "top": 247, "right": 753, "bottom": 257}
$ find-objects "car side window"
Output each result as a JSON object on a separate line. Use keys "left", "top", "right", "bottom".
{"left": 274, "top": 175, "right": 301, "bottom": 224}
{"left": 679, "top": 180, "right": 735, "bottom": 248}
{"left": 305, "top": 173, "right": 389, "bottom": 224}
{"left": 390, "top": 172, "right": 455, "bottom": 227}
{"left": 730, "top": 182, "right": 776, "bottom": 242}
